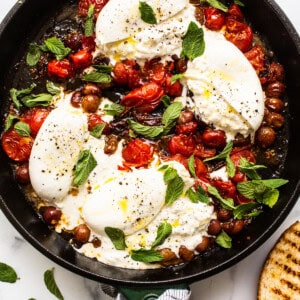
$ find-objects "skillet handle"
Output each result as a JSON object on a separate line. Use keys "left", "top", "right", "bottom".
{"left": 118, "top": 284, "right": 190, "bottom": 300}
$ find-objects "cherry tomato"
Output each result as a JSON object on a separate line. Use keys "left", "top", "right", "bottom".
{"left": 145, "top": 61, "right": 166, "bottom": 86}
{"left": 21, "top": 108, "right": 50, "bottom": 137}
{"left": 230, "top": 148, "right": 256, "bottom": 183}
{"left": 194, "top": 157, "right": 208, "bottom": 178}
{"left": 113, "top": 60, "right": 141, "bottom": 89}
{"left": 202, "top": 129, "right": 226, "bottom": 149}
{"left": 212, "top": 179, "right": 236, "bottom": 199}
{"left": 81, "top": 35, "right": 96, "bottom": 52}
{"left": 204, "top": 7, "right": 226, "bottom": 31}
{"left": 225, "top": 18, "right": 253, "bottom": 52}
{"left": 48, "top": 59, "right": 74, "bottom": 80}
{"left": 78, "top": 0, "right": 108, "bottom": 18}
{"left": 163, "top": 153, "right": 188, "bottom": 169}
{"left": 122, "top": 139, "right": 153, "bottom": 167}
{"left": 175, "top": 121, "right": 198, "bottom": 135}
{"left": 193, "top": 144, "right": 216, "bottom": 159}
{"left": 1, "top": 129, "right": 33, "bottom": 162}
{"left": 70, "top": 49, "right": 93, "bottom": 70}
{"left": 165, "top": 75, "right": 183, "bottom": 97}
{"left": 227, "top": 4, "right": 244, "bottom": 22}
{"left": 235, "top": 192, "right": 253, "bottom": 205}
{"left": 87, "top": 113, "right": 109, "bottom": 134}
{"left": 168, "top": 134, "right": 196, "bottom": 157}
{"left": 121, "top": 82, "right": 164, "bottom": 113}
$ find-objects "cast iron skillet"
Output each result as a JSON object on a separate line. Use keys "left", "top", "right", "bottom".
{"left": 0, "top": 0, "right": 299, "bottom": 294}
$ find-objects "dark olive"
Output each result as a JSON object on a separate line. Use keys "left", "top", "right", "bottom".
{"left": 222, "top": 220, "right": 244, "bottom": 235}
{"left": 43, "top": 206, "right": 62, "bottom": 225}
{"left": 81, "top": 94, "right": 101, "bottom": 113}
{"left": 178, "top": 245, "right": 194, "bottom": 262}
{"left": 104, "top": 134, "right": 119, "bottom": 154}
{"left": 195, "top": 236, "right": 211, "bottom": 252}
{"left": 73, "top": 224, "right": 91, "bottom": 243}
{"left": 256, "top": 126, "right": 276, "bottom": 148}
{"left": 268, "top": 62, "right": 284, "bottom": 83}
{"left": 265, "top": 112, "right": 284, "bottom": 129}
{"left": 217, "top": 208, "right": 232, "bottom": 221}
{"left": 70, "top": 91, "right": 82, "bottom": 108}
{"left": 265, "top": 97, "right": 284, "bottom": 112}
{"left": 177, "top": 110, "right": 194, "bottom": 125}
{"left": 207, "top": 219, "right": 222, "bottom": 235}
{"left": 15, "top": 163, "right": 30, "bottom": 184}
{"left": 82, "top": 83, "right": 101, "bottom": 96}
{"left": 265, "top": 81, "right": 286, "bottom": 98}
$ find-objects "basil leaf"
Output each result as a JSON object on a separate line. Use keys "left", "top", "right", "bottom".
{"left": 208, "top": 186, "right": 236, "bottom": 210}
{"left": 104, "top": 227, "right": 127, "bottom": 250}
{"left": 72, "top": 150, "right": 97, "bottom": 187}
{"left": 260, "top": 188, "right": 279, "bottom": 208}
{"left": 131, "top": 249, "right": 164, "bottom": 263}
{"left": 226, "top": 155, "right": 235, "bottom": 178}
{"left": 254, "top": 179, "right": 289, "bottom": 189}
{"left": 44, "top": 268, "right": 64, "bottom": 300}
{"left": 165, "top": 174, "right": 184, "bottom": 205}
{"left": 181, "top": 22, "right": 205, "bottom": 61}
{"left": 238, "top": 157, "right": 266, "bottom": 180}
{"left": 237, "top": 181, "right": 256, "bottom": 199}
{"left": 104, "top": 103, "right": 125, "bottom": 116}
{"left": 82, "top": 72, "right": 112, "bottom": 83}
{"left": 21, "top": 93, "right": 53, "bottom": 108}
{"left": 247, "top": 210, "right": 263, "bottom": 217}
{"left": 5, "top": 115, "right": 18, "bottom": 132}
{"left": 128, "top": 119, "right": 164, "bottom": 139}
{"left": 161, "top": 95, "right": 171, "bottom": 107}
{"left": 186, "top": 186, "right": 210, "bottom": 204}
{"left": 163, "top": 167, "right": 178, "bottom": 183}
{"left": 139, "top": 1, "right": 157, "bottom": 24}
{"left": 0, "top": 262, "right": 18, "bottom": 283}
{"left": 151, "top": 222, "right": 172, "bottom": 249}
{"left": 85, "top": 4, "right": 95, "bottom": 37}
{"left": 44, "top": 37, "right": 71, "bottom": 60}
{"left": 46, "top": 81, "right": 62, "bottom": 95}
{"left": 234, "top": 0, "right": 245, "bottom": 7}
{"left": 93, "top": 65, "right": 113, "bottom": 73}
{"left": 204, "top": 141, "right": 233, "bottom": 162}
{"left": 233, "top": 202, "right": 259, "bottom": 220}
{"left": 14, "top": 121, "right": 31, "bottom": 137}
{"left": 216, "top": 231, "right": 232, "bottom": 248}
{"left": 202, "top": 0, "right": 228, "bottom": 12}
{"left": 188, "top": 155, "right": 196, "bottom": 178}
{"left": 171, "top": 74, "right": 184, "bottom": 85}
{"left": 10, "top": 83, "right": 36, "bottom": 109}
{"left": 26, "top": 43, "right": 42, "bottom": 66}
{"left": 90, "top": 123, "right": 106, "bottom": 138}
{"left": 162, "top": 102, "right": 183, "bottom": 134}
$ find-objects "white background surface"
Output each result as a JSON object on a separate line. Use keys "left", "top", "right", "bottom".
{"left": 0, "top": 1, "right": 299, "bottom": 299}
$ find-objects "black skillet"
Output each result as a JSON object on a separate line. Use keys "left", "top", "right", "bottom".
{"left": 0, "top": 0, "right": 299, "bottom": 298}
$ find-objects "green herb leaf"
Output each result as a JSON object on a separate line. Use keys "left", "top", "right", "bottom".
{"left": 104, "top": 227, "right": 127, "bottom": 250}
{"left": 247, "top": 210, "right": 263, "bottom": 217}
{"left": 260, "top": 188, "right": 279, "bottom": 208}
{"left": 14, "top": 121, "right": 31, "bottom": 137}
{"left": 131, "top": 249, "right": 164, "bottom": 263}
{"left": 234, "top": 0, "right": 244, "bottom": 7}
{"left": 151, "top": 222, "right": 172, "bottom": 249}
{"left": 163, "top": 167, "right": 178, "bottom": 183}
{"left": 10, "top": 83, "right": 36, "bottom": 109}
{"left": 238, "top": 157, "right": 267, "bottom": 180}
{"left": 226, "top": 155, "right": 235, "bottom": 178}
{"left": 204, "top": 141, "right": 233, "bottom": 162}
{"left": 171, "top": 74, "right": 184, "bottom": 85}
{"left": 82, "top": 72, "right": 112, "bottom": 83}
{"left": 181, "top": 22, "right": 205, "bottom": 61}
{"left": 208, "top": 185, "right": 236, "bottom": 210}
{"left": 44, "top": 37, "right": 71, "bottom": 60}
{"left": 162, "top": 102, "right": 183, "bottom": 134}
{"left": 139, "top": 1, "right": 157, "bottom": 24}
{"left": 46, "top": 81, "right": 62, "bottom": 95}
{"left": 21, "top": 93, "right": 53, "bottom": 108}
{"left": 90, "top": 123, "right": 106, "bottom": 138}
{"left": 202, "top": 0, "right": 228, "bottom": 12}
{"left": 5, "top": 115, "right": 18, "bottom": 132}
{"left": 165, "top": 174, "right": 184, "bottom": 205}
{"left": 93, "top": 65, "right": 113, "bottom": 73}
{"left": 256, "top": 179, "right": 289, "bottom": 189}
{"left": 72, "top": 150, "right": 97, "bottom": 187}
{"left": 85, "top": 4, "right": 95, "bottom": 37}
{"left": 44, "top": 268, "right": 64, "bottom": 300}
{"left": 0, "top": 262, "right": 18, "bottom": 283}
{"left": 26, "top": 43, "right": 42, "bottom": 66}
{"left": 161, "top": 95, "right": 171, "bottom": 107}
{"left": 128, "top": 119, "right": 164, "bottom": 139}
{"left": 216, "top": 231, "right": 232, "bottom": 248}
{"left": 188, "top": 155, "right": 196, "bottom": 178}
{"left": 233, "top": 202, "right": 259, "bottom": 220}
{"left": 103, "top": 103, "right": 125, "bottom": 116}
{"left": 186, "top": 186, "right": 210, "bottom": 204}
{"left": 236, "top": 181, "right": 256, "bottom": 199}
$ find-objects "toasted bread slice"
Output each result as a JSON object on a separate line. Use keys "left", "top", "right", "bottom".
{"left": 258, "top": 221, "right": 300, "bottom": 300}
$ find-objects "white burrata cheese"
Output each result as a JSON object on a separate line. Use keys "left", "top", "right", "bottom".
{"left": 95, "top": 0, "right": 192, "bottom": 63}
{"left": 183, "top": 30, "right": 264, "bottom": 140}
{"left": 29, "top": 95, "right": 88, "bottom": 203}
